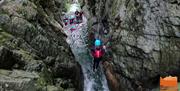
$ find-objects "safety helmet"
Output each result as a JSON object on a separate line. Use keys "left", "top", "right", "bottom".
{"left": 95, "top": 39, "right": 101, "bottom": 46}
{"left": 70, "top": 14, "right": 75, "bottom": 19}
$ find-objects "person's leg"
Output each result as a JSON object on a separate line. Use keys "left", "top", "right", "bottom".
{"left": 77, "top": 17, "right": 80, "bottom": 23}
{"left": 96, "top": 57, "right": 103, "bottom": 69}
{"left": 94, "top": 58, "right": 100, "bottom": 71}
{"left": 95, "top": 58, "right": 100, "bottom": 69}
{"left": 93, "top": 59, "right": 96, "bottom": 71}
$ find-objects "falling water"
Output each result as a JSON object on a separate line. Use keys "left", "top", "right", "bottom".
{"left": 63, "top": 1, "right": 109, "bottom": 91}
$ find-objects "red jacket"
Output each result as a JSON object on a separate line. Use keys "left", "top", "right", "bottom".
{"left": 91, "top": 49, "right": 104, "bottom": 58}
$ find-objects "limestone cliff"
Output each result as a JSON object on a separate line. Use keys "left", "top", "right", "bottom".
{"left": 0, "top": 0, "right": 180, "bottom": 91}
{"left": 0, "top": 0, "right": 83, "bottom": 91}
{"left": 81, "top": 0, "right": 180, "bottom": 91}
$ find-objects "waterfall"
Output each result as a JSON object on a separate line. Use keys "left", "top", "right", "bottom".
{"left": 0, "top": 0, "right": 4, "bottom": 5}
{"left": 63, "top": 2, "right": 110, "bottom": 91}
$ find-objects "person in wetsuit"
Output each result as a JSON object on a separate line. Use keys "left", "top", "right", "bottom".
{"left": 91, "top": 39, "right": 105, "bottom": 71}
{"left": 63, "top": 16, "right": 68, "bottom": 26}
{"left": 75, "top": 10, "right": 83, "bottom": 24}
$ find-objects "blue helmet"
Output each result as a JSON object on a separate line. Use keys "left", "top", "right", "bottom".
{"left": 95, "top": 39, "right": 101, "bottom": 46}
{"left": 69, "top": 14, "right": 75, "bottom": 19}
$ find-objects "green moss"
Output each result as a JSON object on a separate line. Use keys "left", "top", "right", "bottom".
{"left": 0, "top": 31, "right": 13, "bottom": 45}
{"left": 65, "top": 3, "right": 71, "bottom": 12}
{"left": 36, "top": 66, "right": 53, "bottom": 90}
{"left": 109, "top": 0, "right": 122, "bottom": 19}
{"left": 16, "top": 7, "right": 28, "bottom": 18}
{"left": 159, "top": 38, "right": 179, "bottom": 72}
{"left": 22, "top": 0, "right": 28, "bottom": 6}
{"left": 64, "top": 0, "right": 81, "bottom": 12}
{"left": 0, "top": 8, "right": 9, "bottom": 15}
{"left": 0, "top": 69, "right": 11, "bottom": 76}
{"left": 111, "top": 0, "right": 118, "bottom": 17}
{"left": 18, "top": 49, "right": 36, "bottom": 61}
{"left": 87, "top": 19, "right": 95, "bottom": 47}
{"left": 58, "top": 86, "right": 65, "bottom": 91}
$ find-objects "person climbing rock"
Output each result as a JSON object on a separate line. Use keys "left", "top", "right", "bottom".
{"left": 75, "top": 10, "right": 83, "bottom": 24}
{"left": 63, "top": 16, "right": 68, "bottom": 26}
{"left": 91, "top": 39, "right": 106, "bottom": 71}
{"left": 70, "top": 25, "right": 76, "bottom": 32}
{"left": 74, "top": 10, "right": 79, "bottom": 24}
{"left": 75, "top": 10, "right": 79, "bottom": 16}
{"left": 69, "top": 14, "right": 75, "bottom": 25}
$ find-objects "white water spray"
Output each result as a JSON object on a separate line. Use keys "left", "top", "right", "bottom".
{"left": 63, "top": 2, "right": 109, "bottom": 91}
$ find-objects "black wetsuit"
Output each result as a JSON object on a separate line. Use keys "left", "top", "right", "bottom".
{"left": 93, "top": 57, "right": 102, "bottom": 71}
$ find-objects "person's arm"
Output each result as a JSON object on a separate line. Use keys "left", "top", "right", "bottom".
{"left": 103, "top": 45, "right": 106, "bottom": 51}
{"left": 91, "top": 50, "right": 95, "bottom": 57}
{"left": 102, "top": 49, "right": 105, "bottom": 56}
{"left": 90, "top": 46, "right": 95, "bottom": 51}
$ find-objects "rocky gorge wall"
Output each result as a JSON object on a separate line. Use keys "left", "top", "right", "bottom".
{"left": 0, "top": 0, "right": 180, "bottom": 91}
{"left": 0, "top": 0, "right": 83, "bottom": 91}
{"left": 80, "top": 0, "right": 180, "bottom": 91}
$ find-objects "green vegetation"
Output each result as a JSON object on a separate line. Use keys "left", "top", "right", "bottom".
{"left": 0, "top": 8, "right": 9, "bottom": 15}
{"left": 64, "top": 1, "right": 81, "bottom": 12}
{"left": 0, "top": 69, "right": 11, "bottom": 76}
{"left": 65, "top": 3, "right": 71, "bottom": 12}
{"left": 62, "top": 0, "right": 71, "bottom": 12}
{"left": 109, "top": 0, "right": 122, "bottom": 19}
{"left": 111, "top": 0, "right": 118, "bottom": 18}
{"left": 0, "top": 30, "right": 13, "bottom": 45}
{"left": 36, "top": 66, "right": 53, "bottom": 90}
{"left": 22, "top": 0, "right": 28, "bottom": 6}
{"left": 16, "top": 49, "right": 37, "bottom": 61}
{"left": 17, "top": 8, "right": 28, "bottom": 18}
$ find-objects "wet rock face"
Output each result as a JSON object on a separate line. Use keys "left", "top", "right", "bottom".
{"left": 82, "top": 0, "right": 180, "bottom": 91}
{"left": 0, "top": 0, "right": 83, "bottom": 91}
{"left": 110, "top": 1, "right": 180, "bottom": 90}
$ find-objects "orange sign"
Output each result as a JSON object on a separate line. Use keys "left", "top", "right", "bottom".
{"left": 160, "top": 76, "right": 178, "bottom": 91}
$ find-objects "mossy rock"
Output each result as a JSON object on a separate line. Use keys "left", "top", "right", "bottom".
{"left": 13, "top": 49, "right": 37, "bottom": 62}
{"left": 16, "top": 4, "right": 37, "bottom": 20}
{"left": 46, "top": 85, "right": 58, "bottom": 91}
{"left": 65, "top": 3, "right": 71, "bottom": 12}
{"left": 0, "top": 31, "right": 13, "bottom": 45}
{"left": 36, "top": 66, "right": 53, "bottom": 90}
{"left": 0, "top": 69, "right": 11, "bottom": 76}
